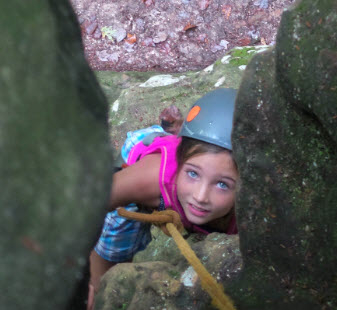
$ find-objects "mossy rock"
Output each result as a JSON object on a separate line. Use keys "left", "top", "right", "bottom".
{"left": 230, "top": 0, "right": 337, "bottom": 309}
{"left": 0, "top": 1, "right": 113, "bottom": 309}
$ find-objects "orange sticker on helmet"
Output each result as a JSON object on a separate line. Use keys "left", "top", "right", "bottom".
{"left": 186, "top": 105, "right": 201, "bottom": 122}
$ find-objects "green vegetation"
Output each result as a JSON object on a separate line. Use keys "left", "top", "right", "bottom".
{"left": 229, "top": 47, "right": 258, "bottom": 66}
{"left": 168, "top": 269, "right": 180, "bottom": 279}
{"left": 101, "top": 26, "right": 117, "bottom": 42}
{"left": 118, "top": 303, "right": 128, "bottom": 310}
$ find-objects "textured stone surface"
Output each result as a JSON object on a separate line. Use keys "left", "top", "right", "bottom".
{"left": 231, "top": 0, "right": 337, "bottom": 308}
{"left": 70, "top": 0, "right": 294, "bottom": 72}
{"left": 96, "top": 229, "right": 242, "bottom": 310}
{"left": 0, "top": 1, "right": 113, "bottom": 309}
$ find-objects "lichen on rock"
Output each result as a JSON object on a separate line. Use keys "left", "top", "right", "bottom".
{"left": 230, "top": 0, "right": 337, "bottom": 308}
{"left": 95, "top": 228, "right": 242, "bottom": 310}
{"left": 0, "top": 1, "right": 113, "bottom": 309}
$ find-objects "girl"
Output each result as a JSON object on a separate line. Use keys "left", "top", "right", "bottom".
{"left": 88, "top": 88, "right": 238, "bottom": 309}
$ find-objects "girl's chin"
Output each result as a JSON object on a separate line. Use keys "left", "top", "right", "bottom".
{"left": 185, "top": 204, "right": 211, "bottom": 225}
{"left": 188, "top": 217, "right": 207, "bottom": 225}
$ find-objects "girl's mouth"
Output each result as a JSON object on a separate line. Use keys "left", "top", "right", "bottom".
{"left": 187, "top": 203, "right": 210, "bottom": 217}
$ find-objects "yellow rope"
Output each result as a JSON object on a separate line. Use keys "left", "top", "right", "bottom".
{"left": 166, "top": 223, "right": 236, "bottom": 310}
{"left": 117, "top": 207, "right": 236, "bottom": 310}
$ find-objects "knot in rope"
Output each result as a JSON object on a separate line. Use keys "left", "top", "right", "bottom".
{"left": 151, "top": 209, "right": 184, "bottom": 236}
{"left": 117, "top": 207, "right": 184, "bottom": 236}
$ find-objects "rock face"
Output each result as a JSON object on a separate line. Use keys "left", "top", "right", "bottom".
{"left": 0, "top": 1, "right": 113, "bottom": 309}
{"left": 70, "top": 0, "right": 294, "bottom": 72}
{"left": 231, "top": 0, "right": 337, "bottom": 309}
{"left": 96, "top": 228, "right": 242, "bottom": 310}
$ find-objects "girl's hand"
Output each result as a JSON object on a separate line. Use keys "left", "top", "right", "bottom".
{"left": 159, "top": 105, "right": 183, "bottom": 135}
{"left": 87, "top": 283, "right": 95, "bottom": 310}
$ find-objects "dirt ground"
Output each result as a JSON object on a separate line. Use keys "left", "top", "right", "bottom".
{"left": 70, "top": 0, "right": 294, "bottom": 72}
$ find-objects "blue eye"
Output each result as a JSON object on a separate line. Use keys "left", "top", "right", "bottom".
{"left": 187, "top": 170, "right": 198, "bottom": 179}
{"left": 217, "top": 181, "right": 228, "bottom": 190}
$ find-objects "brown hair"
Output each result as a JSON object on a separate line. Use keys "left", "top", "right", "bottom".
{"left": 176, "top": 137, "right": 235, "bottom": 170}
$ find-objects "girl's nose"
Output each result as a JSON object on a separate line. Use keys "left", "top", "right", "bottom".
{"left": 192, "top": 182, "right": 209, "bottom": 204}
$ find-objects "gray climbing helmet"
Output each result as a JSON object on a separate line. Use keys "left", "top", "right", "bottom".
{"left": 178, "top": 88, "right": 237, "bottom": 150}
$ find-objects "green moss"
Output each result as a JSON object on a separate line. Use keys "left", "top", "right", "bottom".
{"left": 160, "top": 92, "right": 190, "bottom": 102}
{"left": 167, "top": 269, "right": 180, "bottom": 279}
{"left": 95, "top": 71, "right": 120, "bottom": 87}
{"left": 108, "top": 118, "right": 120, "bottom": 126}
{"left": 278, "top": 112, "right": 334, "bottom": 214}
{"left": 118, "top": 303, "right": 128, "bottom": 310}
{"left": 95, "top": 70, "right": 157, "bottom": 87}
{"left": 123, "top": 71, "right": 161, "bottom": 82}
{"left": 214, "top": 58, "right": 222, "bottom": 67}
{"left": 229, "top": 47, "right": 257, "bottom": 66}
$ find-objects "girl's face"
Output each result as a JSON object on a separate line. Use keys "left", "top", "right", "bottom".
{"left": 176, "top": 151, "right": 238, "bottom": 226}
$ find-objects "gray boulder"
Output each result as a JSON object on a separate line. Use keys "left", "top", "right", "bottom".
{"left": 231, "top": 0, "right": 337, "bottom": 309}
{"left": 96, "top": 228, "right": 242, "bottom": 310}
{"left": 0, "top": 1, "right": 113, "bottom": 309}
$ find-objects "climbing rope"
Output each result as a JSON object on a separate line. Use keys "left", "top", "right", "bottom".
{"left": 117, "top": 207, "right": 236, "bottom": 310}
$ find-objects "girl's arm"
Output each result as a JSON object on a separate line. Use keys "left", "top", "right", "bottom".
{"left": 108, "top": 153, "right": 162, "bottom": 210}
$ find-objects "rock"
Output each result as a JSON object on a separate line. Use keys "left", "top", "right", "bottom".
{"left": 95, "top": 228, "right": 242, "bottom": 310}
{"left": 153, "top": 32, "right": 168, "bottom": 44}
{"left": 238, "top": 36, "right": 252, "bottom": 46}
{"left": 114, "top": 28, "right": 127, "bottom": 43}
{"left": 93, "top": 27, "right": 102, "bottom": 39}
{"left": 96, "top": 50, "right": 120, "bottom": 62}
{"left": 220, "top": 39, "right": 230, "bottom": 49}
{"left": 142, "top": 37, "right": 156, "bottom": 47}
{"left": 198, "top": 0, "right": 211, "bottom": 11}
{"left": 0, "top": 1, "right": 113, "bottom": 309}
{"left": 254, "top": 0, "right": 269, "bottom": 9}
{"left": 124, "top": 41, "right": 135, "bottom": 53}
{"left": 139, "top": 75, "right": 186, "bottom": 88}
{"left": 135, "top": 18, "right": 145, "bottom": 32}
{"left": 82, "top": 20, "right": 98, "bottom": 35}
{"left": 230, "top": 0, "right": 337, "bottom": 308}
